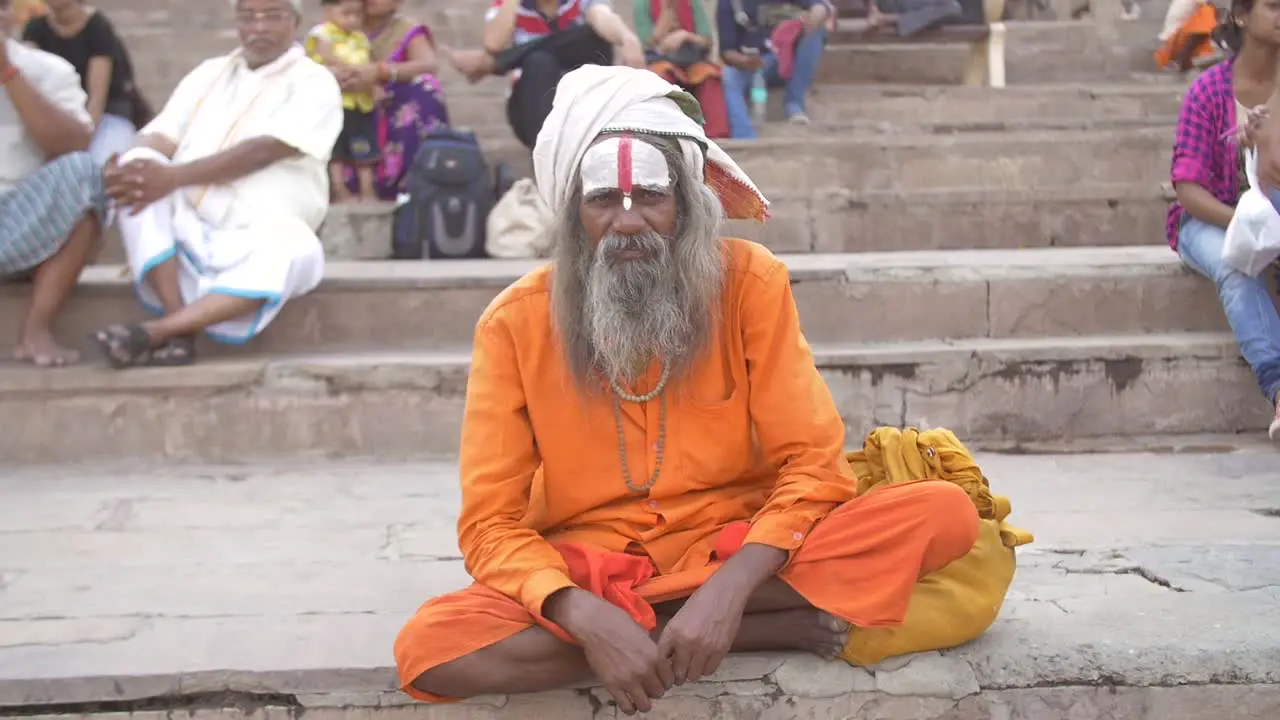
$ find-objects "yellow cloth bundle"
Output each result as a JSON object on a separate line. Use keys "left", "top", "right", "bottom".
{"left": 840, "top": 426, "right": 1034, "bottom": 666}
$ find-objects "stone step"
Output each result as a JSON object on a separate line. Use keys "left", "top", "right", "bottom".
{"left": 0, "top": 332, "right": 1269, "bottom": 464}
{"left": 473, "top": 126, "right": 1173, "bottom": 193}
{"left": 445, "top": 82, "right": 1187, "bottom": 137}
{"left": 818, "top": 20, "right": 1155, "bottom": 85}
{"left": 308, "top": 184, "right": 1171, "bottom": 261}
{"left": 16, "top": 246, "right": 1250, "bottom": 358}
{"left": 115, "top": 14, "right": 1164, "bottom": 103}
{"left": 2, "top": 450, "right": 1277, "bottom": 719}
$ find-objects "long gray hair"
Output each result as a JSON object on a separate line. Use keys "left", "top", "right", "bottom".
{"left": 549, "top": 133, "right": 727, "bottom": 392}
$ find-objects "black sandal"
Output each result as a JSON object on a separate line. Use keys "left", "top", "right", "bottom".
{"left": 148, "top": 334, "right": 196, "bottom": 367}
{"left": 90, "top": 324, "right": 154, "bottom": 369}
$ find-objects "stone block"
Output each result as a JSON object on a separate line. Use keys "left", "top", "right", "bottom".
{"left": 872, "top": 652, "right": 981, "bottom": 699}
{"left": 773, "top": 654, "right": 876, "bottom": 697}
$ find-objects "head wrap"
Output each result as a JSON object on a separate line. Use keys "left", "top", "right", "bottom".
{"left": 532, "top": 64, "right": 770, "bottom": 222}
{"left": 229, "top": 0, "right": 303, "bottom": 13}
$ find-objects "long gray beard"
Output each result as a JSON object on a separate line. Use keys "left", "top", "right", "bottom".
{"left": 585, "top": 231, "right": 693, "bottom": 385}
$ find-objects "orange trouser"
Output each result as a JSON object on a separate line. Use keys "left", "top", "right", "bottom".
{"left": 395, "top": 480, "right": 979, "bottom": 702}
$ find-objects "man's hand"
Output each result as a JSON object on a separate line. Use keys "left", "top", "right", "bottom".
{"left": 105, "top": 158, "right": 178, "bottom": 215}
{"left": 545, "top": 589, "right": 674, "bottom": 715}
{"left": 657, "top": 581, "right": 747, "bottom": 685}
{"left": 657, "top": 30, "right": 691, "bottom": 55}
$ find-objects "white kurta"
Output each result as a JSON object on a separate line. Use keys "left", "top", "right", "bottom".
{"left": 117, "top": 45, "right": 342, "bottom": 343}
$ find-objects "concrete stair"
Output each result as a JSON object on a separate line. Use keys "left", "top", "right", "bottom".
{"left": 8, "top": 2, "right": 1280, "bottom": 719}
{"left": 5, "top": 248, "right": 1276, "bottom": 464}
{"left": 2, "top": 449, "right": 1279, "bottom": 719}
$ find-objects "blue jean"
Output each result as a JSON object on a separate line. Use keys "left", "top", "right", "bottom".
{"left": 89, "top": 113, "right": 137, "bottom": 167}
{"left": 720, "top": 28, "right": 827, "bottom": 140}
{"left": 1178, "top": 216, "right": 1280, "bottom": 403}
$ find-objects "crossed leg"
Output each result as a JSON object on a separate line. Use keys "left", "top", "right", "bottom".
{"left": 410, "top": 578, "right": 849, "bottom": 699}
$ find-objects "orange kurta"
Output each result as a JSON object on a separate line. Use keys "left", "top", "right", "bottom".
{"left": 394, "top": 238, "right": 980, "bottom": 702}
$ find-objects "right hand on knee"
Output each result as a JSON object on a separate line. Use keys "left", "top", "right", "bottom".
{"left": 547, "top": 590, "right": 674, "bottom": 714}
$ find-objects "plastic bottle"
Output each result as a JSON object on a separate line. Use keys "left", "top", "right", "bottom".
{"left": 750, "top": 69, "right": 768, "bottom": 126}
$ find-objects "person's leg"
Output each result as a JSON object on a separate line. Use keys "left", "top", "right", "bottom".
{"left": 15, "top": 213, "right": 99, "bottom": 366}
{"left": 347, "top": 109, "right": 381, "bottom": 203}
{"left": 330, "top": 114, "right": 356, "bottom": 203}
{"left": 1177, "top": 217, "right": 1280, "bottom": 415}
{"left": 0, "top": 151, "right": 106, "bottom": 366}
{"left": 720, "top": 64, "right": 757, "bottom": 140}
{"left": 406, "top": 577, "right": 851, "bottom": 702}
{"left": 88, "top": 114, "right": 138, "bottom": 166}
{"left": 508, "top": 51, "right": 563, "bottom": 149}
{"left": 404, "top": 481, "right": 978, "bottom": 702}
{"left": 782, "top": 27, "right": 828, "bottom": 121}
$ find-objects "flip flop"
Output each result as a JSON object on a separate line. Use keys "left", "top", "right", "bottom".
{"left": 90, "top": 324, "right": 154, "bottom": 369}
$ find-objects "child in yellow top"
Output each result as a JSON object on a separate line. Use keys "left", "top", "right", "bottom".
{"left": 306, "top": 0, "right": 381, "bottom": 202}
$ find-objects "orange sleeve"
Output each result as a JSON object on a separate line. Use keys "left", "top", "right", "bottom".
{"left": 738, "top": 259, "right": 858, "bottom": 558}
{"left": 456, "top": 312, "right": 578, "bottom": 616}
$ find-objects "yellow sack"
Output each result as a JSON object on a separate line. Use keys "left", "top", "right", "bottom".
{"left": 839, "top": 427, "right": 1034, "bottom": 667}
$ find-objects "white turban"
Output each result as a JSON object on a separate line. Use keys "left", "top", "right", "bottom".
{"left": 532, "top": 64, "right": 770, "bottom": 222}
{"left": 229, "top": 0, "right": 303, "bottom": 12}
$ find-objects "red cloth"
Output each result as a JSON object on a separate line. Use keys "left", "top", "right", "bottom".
{"left": 771, "top": 19, "right": 805, "bottom": 81}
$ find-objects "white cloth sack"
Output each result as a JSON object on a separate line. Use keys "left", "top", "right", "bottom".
{"left": 486, "top": 178, "right": 554, "bottom": 259}
{"left": 1223, "top": 147, "right": 1280, "bottom": 277}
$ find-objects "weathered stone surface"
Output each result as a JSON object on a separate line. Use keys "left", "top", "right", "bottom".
{"left": 9, "top": 248, "right": 1269, "bottom": 359}
{"left": 0, "top": 332, "right": 1274, "bottom": 463}
{"left": 306, "top": 184, "right": 1171, "bottom": 262}
{"left": 0, "top": 452, "right": 1277, "bottom": 717}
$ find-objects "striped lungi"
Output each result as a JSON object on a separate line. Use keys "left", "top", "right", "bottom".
{"left": 0, "top": 151, "right": 105, "bottom": 276}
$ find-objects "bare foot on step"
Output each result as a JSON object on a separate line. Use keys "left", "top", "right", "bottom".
{"left": 735, "top": 608, "right": 850, "bottom": 658}
{"left": 14, "top": 330, "right": 79, "bottom": 367}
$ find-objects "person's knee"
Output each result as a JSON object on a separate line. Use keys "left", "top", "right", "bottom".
{"left": 520, "top": 50, "right": 560, "bottom": 76}
{"left": 408, "top": 652, "right": 494, "bottom": 700}
{"left": 119, "top": 146, "right": 169, "bottom": 166}
{"left": 917, "top": 481, "right": 980, "bottom": 552}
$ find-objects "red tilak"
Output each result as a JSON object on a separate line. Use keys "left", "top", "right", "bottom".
{"left": 617, "top": 134, "right": 634, "bottom": 198}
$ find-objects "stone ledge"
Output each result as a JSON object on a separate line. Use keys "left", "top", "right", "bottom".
{"left": 3, "top": 452, "right": 1277, "bottom": 717}
{"left": 313, "top": 184, "right": 1173, "bottom": 260}
{"left": 0, "top": 333, "right": 1270, "bottom": 462}
{"left": 5, "top": 685, "right": 1280, "bottom": 719}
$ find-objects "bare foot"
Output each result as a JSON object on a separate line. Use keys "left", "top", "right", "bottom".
{"left": 14, "top": 330, "right": 80, "bottom": 367}
{"left": 734, "top": 609, "right": 850, "bottom": 658}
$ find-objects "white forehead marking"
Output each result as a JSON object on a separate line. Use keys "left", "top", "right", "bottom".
{"left": 580, "top": 137, "right": 672, "bottom": 198}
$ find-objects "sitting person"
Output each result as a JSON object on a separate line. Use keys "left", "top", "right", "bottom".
{"left": 330, "top": 0, "right": 450, "bottom": 201}
{"left": 1155, "top": 0, "right": 1223, "bottom": 72}
{"left": 718, "top": 0, "right": 831, "bottom": 137}
{"left": 445, "top": 0, "right": 645, "bottom": 149}
{"left": 1168, "top": 0, "right": 1280, "bottom": 442}
{"left": 90, "top": 0, "right": 342, "bottom": 368}
{"left": 1, "top": 11, "right": 103, "bottom": 367}
{"left": 22, "top": 0, "right": 147, "bottom": 165}
{"left": 634, "top": 0, "right": 728, "bottom": 138}
{"left": 306, "top": 0, "right": 381, "bottom": 203}
{"left": 393, "top": 65, "right": 980, "bottom": 711}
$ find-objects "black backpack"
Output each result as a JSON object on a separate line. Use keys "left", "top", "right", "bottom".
{"left": 392, "top": 128, "right": 493, "bottom": 259}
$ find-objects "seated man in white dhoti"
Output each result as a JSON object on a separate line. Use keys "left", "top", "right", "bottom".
{"left": 1, "top": 4, "right": 103, "bottom": 367}
{"left": 92, "top": 0, "right": 342, "bottom": 368}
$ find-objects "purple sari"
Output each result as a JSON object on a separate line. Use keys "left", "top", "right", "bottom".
{"left": 343, "top": 19, "right": 450, "bottom": 199}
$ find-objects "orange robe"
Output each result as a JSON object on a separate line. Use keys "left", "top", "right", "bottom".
{"left": 1154, "top": 2, "right": 1220, "bottom": 72}
{"left": 395, "top": 238, "right": 981, "bottom": 702}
